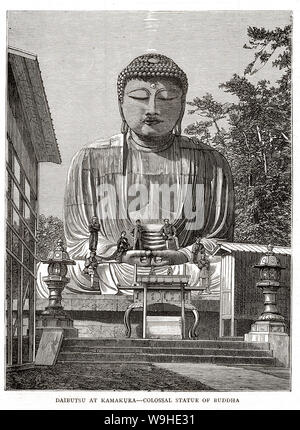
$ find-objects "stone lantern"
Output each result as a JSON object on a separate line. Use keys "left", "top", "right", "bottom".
{"left": 253, "top": 244, "right": 285, "bottom": 323}
{"left": 36, "top": 239, "right": 78, "bottom": 337}
{"left": 244, "top": 244, "right": 289, "bottom": 367}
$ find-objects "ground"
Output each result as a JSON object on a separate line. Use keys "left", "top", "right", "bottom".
{"left": 6, "top": 362, "right": 290, "bottom": 391}
{"left": 156, "top": 363, "right": 291, "bottom": 391}
{"left": 5, "top": 363, "right": 214, "bottom": 391}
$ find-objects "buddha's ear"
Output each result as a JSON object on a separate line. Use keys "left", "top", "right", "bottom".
{"left": 118, "top": 100, "right": 129, "bottom": 135}
{"left": 174, "top": 97, "right": 186, "bottom": 136}
{"left": 181, "top": 94, "right": 186, "bottom": 113}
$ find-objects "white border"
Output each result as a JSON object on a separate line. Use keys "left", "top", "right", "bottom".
{"left": 0, "top": 0, "right": 299, "bottom": 411}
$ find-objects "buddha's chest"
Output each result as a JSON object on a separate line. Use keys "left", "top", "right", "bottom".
{"left": 126, "top": 148, "right": 196, "bottom": 181}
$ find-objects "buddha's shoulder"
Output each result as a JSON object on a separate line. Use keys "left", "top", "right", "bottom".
{"left": 179, "top": 135, "right": 230, "bottom": 166}
{"left": 81, "top": 134, "right": 123, "bottom": 151}
{"left": 69, "top": 135, "right": 122, "bottom": 165}
{"left": 179, "top": 135, "right": 217, "bottom": 152}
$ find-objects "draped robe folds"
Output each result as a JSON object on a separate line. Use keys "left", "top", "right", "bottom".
{"left": 37, "top": 133, "right": 234, "bottom": 296}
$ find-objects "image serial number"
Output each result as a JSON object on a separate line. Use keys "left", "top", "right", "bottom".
{"left": 146, "top": 414, "right": 194, "bottom": 425}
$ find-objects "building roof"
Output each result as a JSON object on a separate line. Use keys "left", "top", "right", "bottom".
{"left": 213, "top": 241, "right": 291, "bottom": 256}
{"left": 8, "top": 46, "right": 61, "bottom": 164}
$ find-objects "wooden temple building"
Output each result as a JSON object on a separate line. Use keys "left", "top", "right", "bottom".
{"left": 6, "top": 47, "right": 61, "bottom": 367}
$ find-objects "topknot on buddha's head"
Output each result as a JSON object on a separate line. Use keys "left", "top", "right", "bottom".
{"left": 117, "top": 53, "right": 188, "bottom": 103}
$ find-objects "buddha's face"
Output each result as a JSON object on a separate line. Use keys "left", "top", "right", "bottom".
{"left": 121, "top": 78, "right": 184, "bottom": 137}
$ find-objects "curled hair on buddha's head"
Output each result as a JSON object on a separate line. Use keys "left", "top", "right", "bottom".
{"left": 117, "top": 53, "right": 188, "bottom": 104}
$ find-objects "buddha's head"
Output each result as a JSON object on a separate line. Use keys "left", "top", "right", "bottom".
{"left": 118, "top": 53, "right": 188, "bottom": 138}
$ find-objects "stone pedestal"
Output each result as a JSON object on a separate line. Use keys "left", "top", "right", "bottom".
{"left": 245, "top": 321, "right": 290, "bottom": 367}
{"left": 36, "top": 313, "right": 78, "bottom": 338}
{"left": 37, "top": 289, "right": 79, "bottom": 339}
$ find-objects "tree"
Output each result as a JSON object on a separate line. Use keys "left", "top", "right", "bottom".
{"left": 185, "top": 25, "right": 291, "bottom": 246}
{"left": 36, "top": 214, "right": 65, "bottom": 260}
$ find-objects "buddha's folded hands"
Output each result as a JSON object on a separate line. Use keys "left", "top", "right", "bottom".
{"left": 151, "top": 250, "right": 188, "bottom": 266}
{"left": 120, "top": 250, "right": 152, "bottom": 266}
{"left": 118, "top": 249, "right": 188, "bottom": 267}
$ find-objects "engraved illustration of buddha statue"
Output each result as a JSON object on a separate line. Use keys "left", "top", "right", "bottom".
{"left": 62, "top": 53, "right": 234, "bottom": 294}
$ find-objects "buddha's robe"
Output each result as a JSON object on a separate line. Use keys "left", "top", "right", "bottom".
{"left": 37, "top": 133, "right": 234, "bottom": 296}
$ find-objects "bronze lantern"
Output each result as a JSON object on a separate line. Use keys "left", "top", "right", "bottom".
{"left": 253, "top": 244, "right": 285, "bottom": 322}
{"left": 41, "top": 239, "right": 76, "bottom": 316}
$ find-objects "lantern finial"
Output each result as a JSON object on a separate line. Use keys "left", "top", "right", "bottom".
{"left": 57, "top": 238, "right": 64, "bottom": 250}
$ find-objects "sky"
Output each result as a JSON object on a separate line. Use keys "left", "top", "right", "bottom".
{"left": 7, "top": 10, "right": 291, "bottom": 218}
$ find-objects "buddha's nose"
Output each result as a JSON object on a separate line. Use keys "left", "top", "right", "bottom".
{"left": 146, "top": 95, "right": 159, "bottom": 115}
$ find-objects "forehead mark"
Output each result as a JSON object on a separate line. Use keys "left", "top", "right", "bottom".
{"left": 147, "top": 57, "right": 160, "bottom": 64}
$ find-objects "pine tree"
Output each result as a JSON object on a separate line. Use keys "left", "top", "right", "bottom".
{"left": 36, "top": 214, "right": 65, "bottom": 260}
{"left": 185, "top": 25, "right": 291, "bottom": 246}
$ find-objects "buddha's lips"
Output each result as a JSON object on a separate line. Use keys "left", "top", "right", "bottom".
{"left": 143, "top": 118, "right": 163, "bottom": 125}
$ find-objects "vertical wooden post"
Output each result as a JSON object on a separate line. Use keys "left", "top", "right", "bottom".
{"left": 17, "top": 265, "right": 23, "bottom": 365}
{"left": 17, "top": 156, "right": 24, "bottom": 365}
{"left": 143, "top": 284, "right": 147, "bottom": 339}
{"left": 181, "top": 285, "right": 186, "bottom": 339}
{"left": 219, "top": 257, "right": 224, "bottom": 338}
{"left": 219, "top": 255, "right": 235, "bottom": 338}
{"left": 133, "top": 264, "right": 137, "bottom": 284}
{"left": 230, "top": 256, "right": 235, "bottom": 337}
{"left": 28, "top": 277, "right": 35, "bottom": 362}
{"left": 6, "top": 256, "right": 13, "bottom": 365}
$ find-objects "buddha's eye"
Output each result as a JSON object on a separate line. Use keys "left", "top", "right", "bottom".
{"left": 127, "top": 89, "right": 149, "bottom": 100}
{"left": 156, "top": 90, "right": 179, "bottom": 101}
{"left": 157, "top": 95, "right": 178, "bottom": 101}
